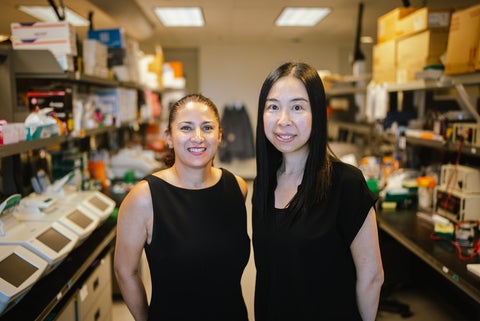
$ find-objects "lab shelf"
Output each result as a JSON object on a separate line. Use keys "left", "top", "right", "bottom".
{"left": 406, "top": 137, "right": 480, "bottom": 157}
{"left": 0, "top": 125, "right": 120, "bottom": 158}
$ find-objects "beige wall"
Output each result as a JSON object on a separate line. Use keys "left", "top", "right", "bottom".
{"left": 199, "top": 43, "right": 356, "bottom": 126}
{"left": 142, "top": 41, "right": 373, "bottom": 133}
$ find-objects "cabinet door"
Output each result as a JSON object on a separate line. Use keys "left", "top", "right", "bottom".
{"left": 54, "top": 294, "right": 77, "bottom": 321}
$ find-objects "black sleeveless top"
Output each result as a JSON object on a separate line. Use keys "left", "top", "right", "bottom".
{"left": 253, "top": 161, "right": 377, "bottom": 321}
{"left": 143, "top": 168, "right": 250, "bottom": 321}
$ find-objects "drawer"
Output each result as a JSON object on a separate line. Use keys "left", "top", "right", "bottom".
{"left": 77, "top": 253, "right": 112, "bottom": 321}
{"left": 81, "top": 283, "right": 112, "bottom": 321}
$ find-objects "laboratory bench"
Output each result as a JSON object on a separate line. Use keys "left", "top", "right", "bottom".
{"left": 0, "top": 216, "right": 117, "bottom": 321}
{"left": 377, "top": 208, "right": 480, "bottom": 318}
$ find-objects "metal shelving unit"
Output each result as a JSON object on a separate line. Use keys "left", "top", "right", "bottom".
{"left": 384, "top": 73, "right": 480, "bottom": 122}
{"left": 405, "top": 136, "right": 480, "bottom": 157}
{"left": 0, "top": 125, "right": 123, "bottom": 158}
{"left": 326, "top": 73, "right": 480, "bottom": 159}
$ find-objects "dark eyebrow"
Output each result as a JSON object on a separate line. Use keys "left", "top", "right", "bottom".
{"left": 266, "top": 97, "right": 308, "bottom": 103}
{"left": 178, "top": 121, "right": 216, "bottom": 125}
{"left": 291, "top": 97, "right": 309, "bottom": 103}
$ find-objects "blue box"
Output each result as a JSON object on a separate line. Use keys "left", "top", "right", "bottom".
{"left": 87, "top": 28, "right": 124, "bottom": 48}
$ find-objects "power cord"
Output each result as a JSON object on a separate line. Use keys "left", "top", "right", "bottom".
{"left": 430, "top": 220, "right": 480, "bottom": 261}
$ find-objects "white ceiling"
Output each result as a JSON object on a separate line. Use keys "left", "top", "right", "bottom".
{"left": 0, "top": 0, "right": 478, "bottom": 49}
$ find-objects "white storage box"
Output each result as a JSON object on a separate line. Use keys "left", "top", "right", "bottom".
{"left": 11, "top": 22, "right": 77, "bottom": 55}
{"left": 82, "top": 39, "right": 108, "bottom": 77}
{"left": 440, "top": 164, "right": 480, "bottom": 194}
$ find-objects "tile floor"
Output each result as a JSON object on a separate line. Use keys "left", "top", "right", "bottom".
{"left": 111, "top": 177, "right": 479, "bottom": 321}
{"left": 113, "top": 281, "right": 478, "bottom": 321}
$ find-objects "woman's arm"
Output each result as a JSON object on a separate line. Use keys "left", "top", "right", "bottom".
{"left": 235, "top": 175, "right": 249, "bottom": 200}
{"left": 351, "top": 207, "right": 384, "bottom": 321}
{"left": 114, "top": 181, "right": 152, "bottom": 321}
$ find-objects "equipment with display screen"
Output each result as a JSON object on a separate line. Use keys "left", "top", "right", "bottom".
{"left": 14, "top": 194, "right": 100, "bottom": 242}
{"left": 0, "top": 196, "right": 78, "bottom": 272}
{"left": 43, "top": 172, "right": 116, "bottom": 221}
{"left": 435, "top": 187, "right": 480, "bottom": 222}
{"left": 58, "top": 190, "right": 115, "bottom": 221}
{"left": 0, "top": 244, "right": 48, "bottom": 316}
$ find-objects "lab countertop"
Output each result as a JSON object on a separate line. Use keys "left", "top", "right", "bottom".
{"left": 377, "top": 208, "right": 480, "bottom": 306}
{"left": 0, "top": 216, "right": 117, "bottom": 321}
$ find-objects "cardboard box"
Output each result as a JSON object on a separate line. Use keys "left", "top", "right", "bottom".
{"left": 377, "top": 7, "right": 418, "bottom": 43}
{"left": 396, "top": 30, "right": 449, "bottom": 83}
{"left": 444, "top": 4, "right": 480, "bottom": 75}
{"left": 82, "top": 39, "right": 108, "bottom": 77}
{"left": 11, "top": 21, "right": 75, "bottom": 40}
{"left": 0, "top": 123, "right": 19, "bottom": 145}
{"left": 373, "top": 39, "right": 397, "bottom": 83}
{"left": 11, "top": 21, "right": 77, "bottom": 55}
{"left": 477, "top": 38, "right": 480, "bottom": 70}
{"left": 87, "top": 28, "right": 125, "bottom": 48}
{"left": 395, "top": 7, "right": 452, "bottom": 39}
{"left": 27, "top": 89, "right": 73, "bottom": 132}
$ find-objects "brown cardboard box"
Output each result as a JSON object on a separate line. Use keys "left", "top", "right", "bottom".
{"left": 444, "top": 4, "right": 480, "bottom": 75}
{"left": 396, "top": 30, "right": 449, "bottom": 83}
{"left": 395, "top": 7, "right": 452, "bottom": 39}
{"left": 476, "top": 38, "right": 480, "bottom": 70}
{"left": 373, "top": 39, "right": 397, "bottom": 83}
{"left": 377, "top": 7, "right": 418, "bottom": 43}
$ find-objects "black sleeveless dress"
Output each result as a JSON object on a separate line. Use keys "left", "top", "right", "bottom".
{"left": 253, "top": 161, "right": 377, "bottom": 321}
{"left": 143, "top": 168, "right": 250, "bottom": 321}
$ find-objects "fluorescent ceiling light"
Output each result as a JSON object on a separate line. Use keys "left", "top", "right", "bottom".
{"left": 154, "top": 7, "right": 205, "bottom": 27}
{"left": 18, "top": 6, "right": 89, "bottom": 27}
{"left": 276, "top": 7, "right": 331, "bottom": 26}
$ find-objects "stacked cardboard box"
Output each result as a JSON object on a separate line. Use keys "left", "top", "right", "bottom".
{"left": 444, "top": 4, "right": 480, "bottom": 75}
{"left": 377, "top": 7, "right": 418, "bottom": 44}
{"left": 373, "top": 7, "right": 452, "bottom": 83}
{"left": 396, "top": 30, "right": 449, "bottom": 83}
{"left": 88, "top": 28, "right": 141, "bottom": 83}
{"left": 10, "top": 21, "right": 77, "bottom": 71}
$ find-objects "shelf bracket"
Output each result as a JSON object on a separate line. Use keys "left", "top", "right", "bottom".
{"left": 454, "top": 83, "right": 480, "bottom": 123}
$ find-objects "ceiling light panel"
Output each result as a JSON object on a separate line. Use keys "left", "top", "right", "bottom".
{"left": 18, "top": 6, "right": 89, "bottom": 27}
{"left": 275, "top": 7, "right": 331, "bottom": 26}
{"left": 154, "top": 7, "right": 205, "bottom": 27}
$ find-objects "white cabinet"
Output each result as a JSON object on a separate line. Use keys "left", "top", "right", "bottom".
{"left": 76, "top": 252, "right": 113, "bottom": 321}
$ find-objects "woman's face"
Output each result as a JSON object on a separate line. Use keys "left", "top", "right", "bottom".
{"left": 263, "top": 75, "right": 312, "bottom": 155}
{"left": 167, "top": 101, "right": 222, "bottom": 169}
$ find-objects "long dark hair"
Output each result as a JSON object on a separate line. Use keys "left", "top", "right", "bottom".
{"left": 253, "top": 62, "right": 335, "bottom": 220}
{"left": 163, "top": 93, "right": 221, "bottom": 167}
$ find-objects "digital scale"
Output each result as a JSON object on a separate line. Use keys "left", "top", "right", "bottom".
{"left": 0, "top": 194, "right": 78, "bottom": 273}
{"left": 0, "top": 244, "right": 48, "bottom": 316}
{"left": 14, "top": 194, "right": 101, "bottom": 243}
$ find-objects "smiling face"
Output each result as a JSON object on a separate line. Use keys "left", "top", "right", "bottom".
{"left": 263, "top": 75, "right": 312, "bottom": 157}
{"left": 166, "top": 100, "right": 222, "bottom": 169}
